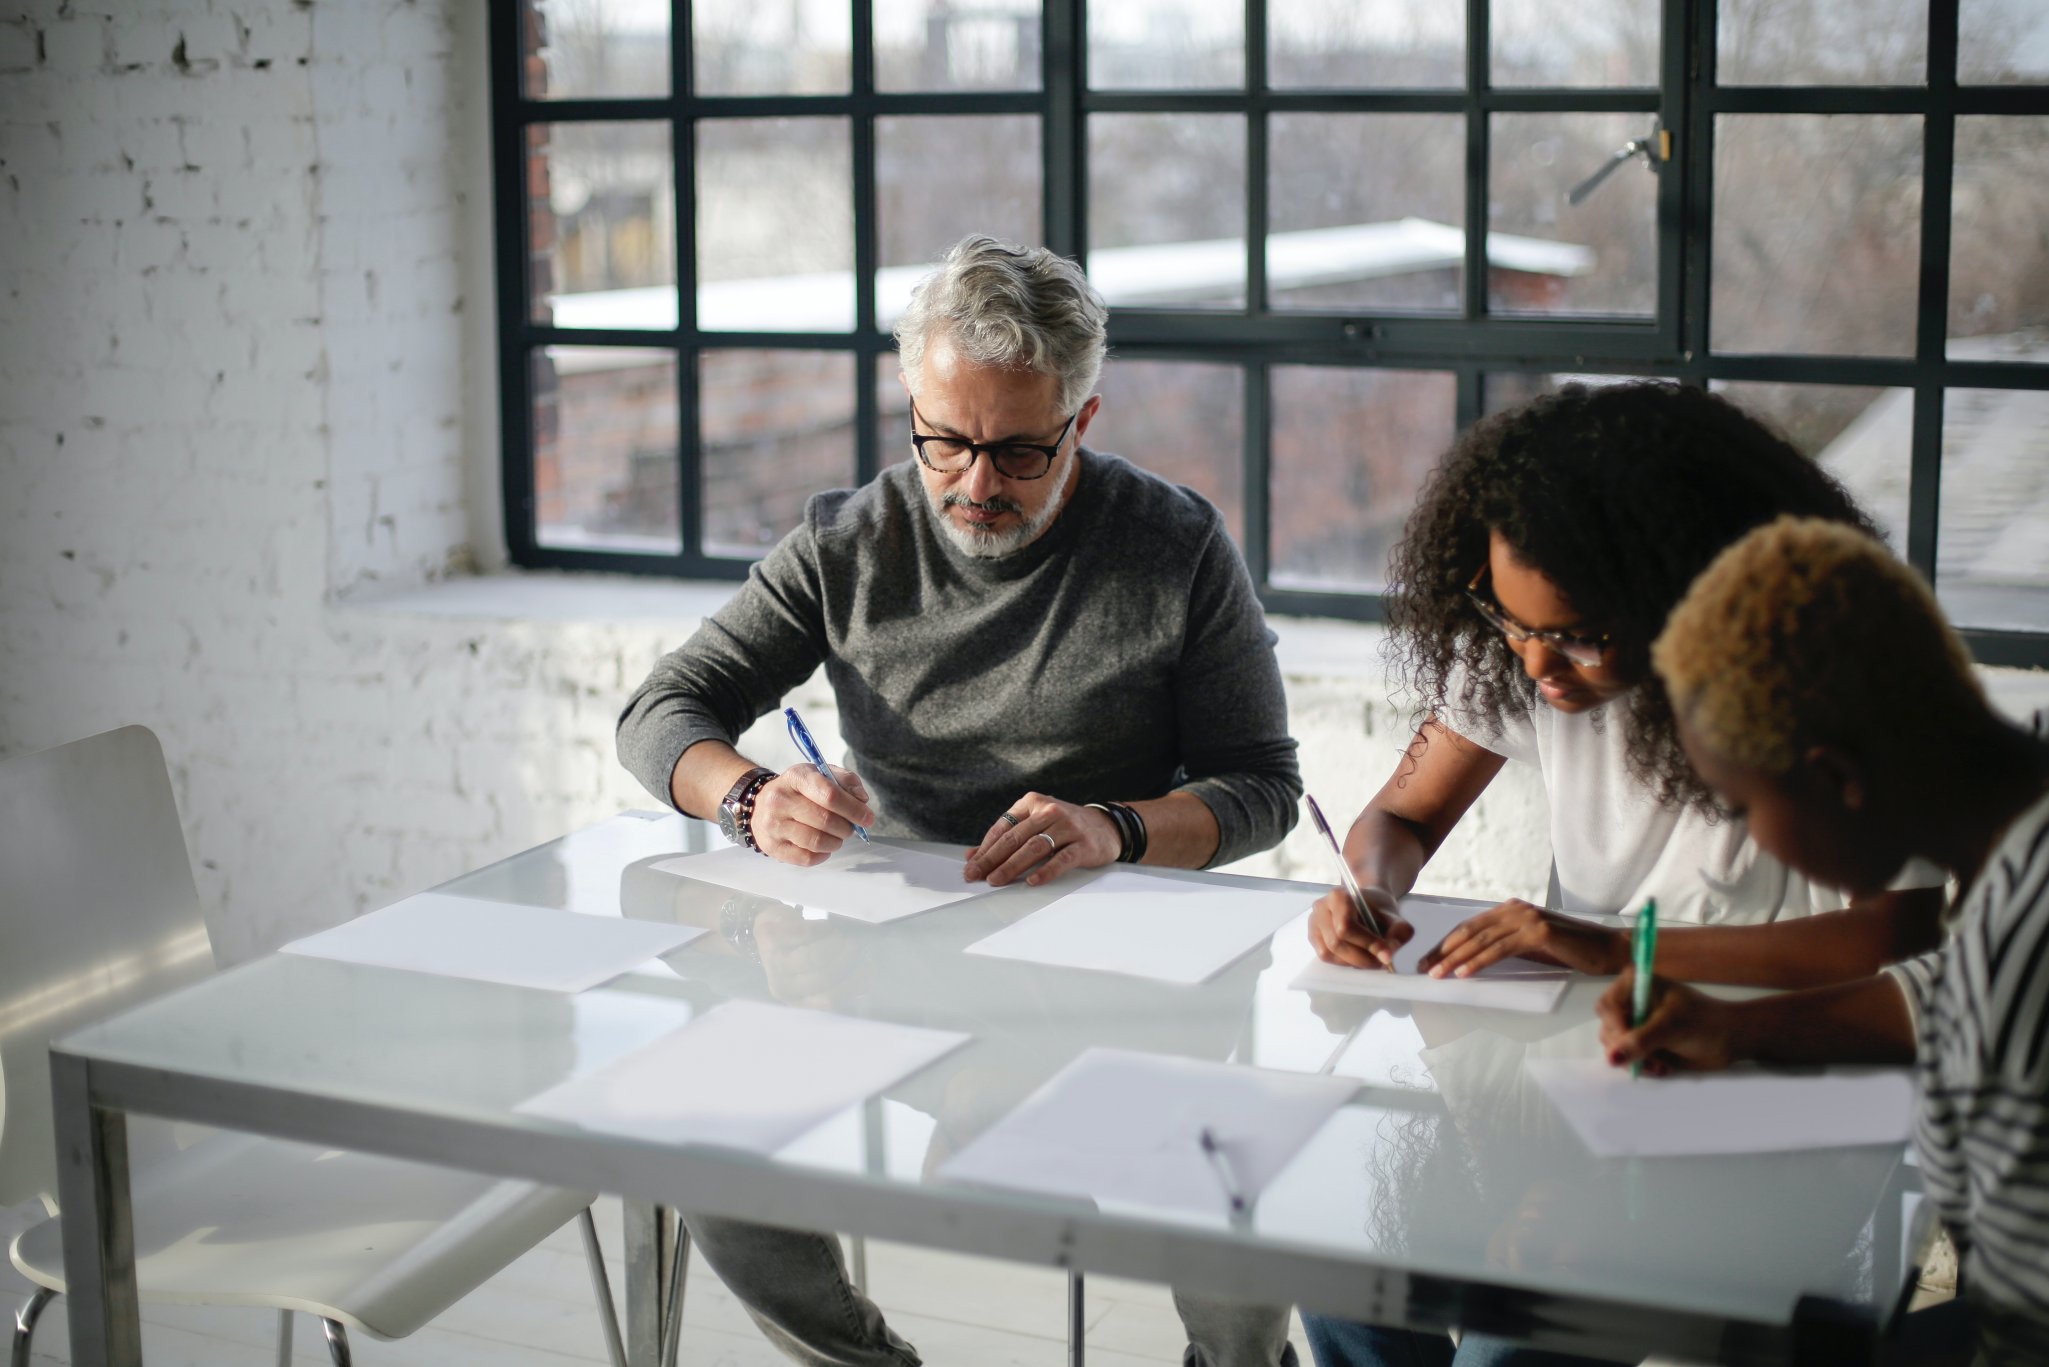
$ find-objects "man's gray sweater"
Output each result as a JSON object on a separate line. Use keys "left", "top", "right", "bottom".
{"left": 616, "top": 449, "right": 1301, "bottom": 866}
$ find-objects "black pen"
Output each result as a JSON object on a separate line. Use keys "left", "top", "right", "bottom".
{"left": 1198, "top": 1126, "right": 1246, "bottom": 1213}
{"left": 1304, "top": 793, "right": 1385, "bottom": 938}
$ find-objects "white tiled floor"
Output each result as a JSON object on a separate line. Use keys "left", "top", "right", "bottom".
{"left": 3, "top": 1197, "right": 1312, "bottom": 1365}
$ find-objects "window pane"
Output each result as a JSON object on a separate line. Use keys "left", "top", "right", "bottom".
{"left": 1938, "top": 388, "right": 2049, "bottom": 631}
{"left": 1489, "top": 113, "right": 1656, "bottom": 318}
{"left": 1088, "top": 0, "right": 1244, "bottom": 89}
{"left": 1711, "top": 115, "right": 1921, "bottom": 356}
{"left": 1961, "top": 0, "right": 2049, "bottom": 83}
{"left": 1089, "top": 359, "right": 1245, "bottom": 544}
{"left": 520, "top": 0, "right": 669, "bottom": 99}
{"left": 1481, "top": 371, "right": 1647, "bottom": 416}
{"left": 876, "top": 0, "right": 1040, "bottom": 91}
{"left": 528, "top": 122, "right": 676, "bottom": 329}
{"left": 877, "top": 116, "right": 1042, "bottom": 332}
{"left": 1270, "top": 367, "right": 1456, "bottom": 593}
{"left": 1268, "top": 0, "right": 1464, "bottom": 89}
{"left": 1089, "top": 115, "right": 1247, "bottom": 310}
{"left": 701, "top": 351, "right": 858, "bottom": 558}
{"left": 693, "top": 0, "right": 850, "bottom": 95}
{"left": 1717, "top": 0, "right": 1925, "bottom": 85}
{"left": 1711, "top": 382, "right": 1912, "bottom": 554}
{"left": 696, "top": 118, "right": 854, "bottom": 333}
{"left": 1490, "top": 0, "right": 1659, "bottom": 87}
{"left": 533, "top": 346, "right": 680, "bottom": 554}
{"left": 1949, "top": 117, "right": 2049, "bottom": 364}
{"left": 1268, "top": 114, "right": 1464, "bottom": 313}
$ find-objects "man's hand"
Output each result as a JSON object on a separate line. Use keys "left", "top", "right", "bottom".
{"left": 962, "top": 793, "right": 1121, "bottom": 887}
{"left": 1417, "top": 900, "right": 1629, "bottom": 979}
{"left": 749, "top": 764, "right": 875, "bottom": 865}
{"left": 1308, "top": 883, "right": 1410, "bottom": 969}
{"left": 1596, "top": 970, "right": 1747, "bottom": 1076}
{"left": 754, "top": 906, "right": 865, "bottom": 1007}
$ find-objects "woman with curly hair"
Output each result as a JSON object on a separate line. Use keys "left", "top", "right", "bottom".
{"left": 1308, "top": 381, "right": 1943, "bottom": 990}
{"left": 1301, "top": 383, "right": 1946, "bottom": 1367}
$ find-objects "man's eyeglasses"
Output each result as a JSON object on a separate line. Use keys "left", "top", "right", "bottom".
{"left": 1465, "top": 565, "right": 1612, "bottom": 668}
{"left": 909, "top": 401, "right": 1077, "bottom": 481}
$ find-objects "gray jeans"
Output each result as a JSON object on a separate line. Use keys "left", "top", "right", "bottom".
{"left": 687, "top": 1214, "right": 1298, "bottom": 1367}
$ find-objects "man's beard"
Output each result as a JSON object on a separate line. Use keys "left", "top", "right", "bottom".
{"left": 928, "top": 480, "right": 1069, "bottom": 559}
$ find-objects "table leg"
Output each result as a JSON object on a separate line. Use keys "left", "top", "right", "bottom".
{"left": 51, "top": 1052, "right": 142, "bottom": 1365}
{"left": 623, "top": 1202, "right": 670, "bottom": 1365}
{"left": 1068, "top": 1271, "right": 1086, "bottom": 1367}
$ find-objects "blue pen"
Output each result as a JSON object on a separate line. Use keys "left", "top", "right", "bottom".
{"left": 784, "top": 707, "right": 870, "bottom": 843}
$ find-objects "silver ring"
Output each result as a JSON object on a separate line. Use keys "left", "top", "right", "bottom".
{"left": 998, "top": 812, "right": 1022, "bottom": 829}
{"left": 1036, "top": 832, "right": 1058, "bottom": 854}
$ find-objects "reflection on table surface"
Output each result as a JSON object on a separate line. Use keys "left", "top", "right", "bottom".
{"left": 62, "top": 813, "right": 1911, "bottom": 1336}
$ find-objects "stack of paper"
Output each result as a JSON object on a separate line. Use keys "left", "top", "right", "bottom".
{"left": 653, "top": 843, "right": 983, "bottom": 924}
{"left": 963, "top": 869, "right": 1313, "bottom": 985}
{"left": 280, "top": 892, "right": 704, "bottom": 992}
{"left": 940, "top": 1047, "right": 1356, "bottom": 1218}
{"left": 516, "top": 999, "right": 970, "bottom": 1153}
{"left": 1527, "top": 1059, "right": 1915, "bottom": 1156}
{"left": 1289, "top": 895, "right": 1571, "bottom": 1013}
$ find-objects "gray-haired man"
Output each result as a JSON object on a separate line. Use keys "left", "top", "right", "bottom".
{"left": 618, "top": 235, "right": 1304, "bottom": 1367}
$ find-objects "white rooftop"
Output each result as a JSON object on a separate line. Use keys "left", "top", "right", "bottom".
{"left": 544, "top": 218, "right": 1595, "bottom": 342}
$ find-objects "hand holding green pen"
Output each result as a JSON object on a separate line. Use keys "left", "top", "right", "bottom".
{"left": 1629, "top": 897, "right": 1659, "bottom": 1078}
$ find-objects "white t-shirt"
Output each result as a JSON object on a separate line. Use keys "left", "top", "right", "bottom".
{"left": 1445, "top": 688, "right": 1941, "bottom": 924}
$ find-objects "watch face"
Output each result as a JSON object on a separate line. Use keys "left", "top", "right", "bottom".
{"left": 718, "top": 801, "right": 742, "bottom": 843}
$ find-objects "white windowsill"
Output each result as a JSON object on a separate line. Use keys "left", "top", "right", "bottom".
{"left": 337, "top": 570, "right": 1393, "bottom": 678}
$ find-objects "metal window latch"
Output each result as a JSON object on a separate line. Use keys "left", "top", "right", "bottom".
{"left": 1566, "top": 122, "right": 1669, "bottom": 206}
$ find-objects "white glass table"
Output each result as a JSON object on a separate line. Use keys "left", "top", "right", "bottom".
{"left": 51, "top": 814, "right": 1922, "bottom": 1364}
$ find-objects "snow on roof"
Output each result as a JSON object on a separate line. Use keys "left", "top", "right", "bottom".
{"left": 544, "top": 218, "right": 1596, "bottom": 351}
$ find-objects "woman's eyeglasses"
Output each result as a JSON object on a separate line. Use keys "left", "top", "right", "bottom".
{"left": 1465, "top": 565, "right": 1612, "bottom": 668}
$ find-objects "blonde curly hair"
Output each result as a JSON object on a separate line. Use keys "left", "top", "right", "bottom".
{"left": 1653, "top": 517, "right": 1982, "bottom": 773}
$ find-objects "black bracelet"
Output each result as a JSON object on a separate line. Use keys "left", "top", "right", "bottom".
{"left": 1085, "top": 803, "right": 1130, "bottom": 862}
{"left": 735, "top": 770, "right": 776, "bottom": 854}
{"left": 1087, "top": 802, "right": 1148, "bottom": 864}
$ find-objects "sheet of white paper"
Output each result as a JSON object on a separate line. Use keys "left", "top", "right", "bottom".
{"left": 280, "top": 892, "right": 705, "bottom": 993}
{"left": 515, "top": 999, "right": 970, "bottom": 1153}
{"left": 652, "top": 843, "right": 982, "bottom": 924}
{"left": 961, "top": 871, "right": 1315, "bottom": 985}
{"left": 1288, "top": 894, "right": 1572, "bottom": 1013}
{"left": 1290, "top": 959, "right": 1569, "bottom": 1013}
{"left": 555, "top": 811, "right": 702, "bottom": 915}
{"left": 1527, "top": 1059, "right": 1915, "bottom": 1157}
{"left": 939, "top": 1047, "right": 1356, "bottom": 1218}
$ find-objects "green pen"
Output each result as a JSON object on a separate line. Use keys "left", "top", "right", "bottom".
{"left": 1630, "top": 897, "right": 1659, "bottom": 1079}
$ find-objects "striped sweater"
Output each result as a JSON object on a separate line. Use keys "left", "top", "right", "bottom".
{"left": 1887, "top": 788, "right": 2049, "bottom": 1364}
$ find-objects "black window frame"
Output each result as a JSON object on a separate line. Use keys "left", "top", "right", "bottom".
{"left": 490, "top": 0, "right": 2049, "bottom": 667}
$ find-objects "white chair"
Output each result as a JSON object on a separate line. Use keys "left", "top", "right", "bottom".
{"left": 2, "top": 726, "right": 629, "bottom": 1366}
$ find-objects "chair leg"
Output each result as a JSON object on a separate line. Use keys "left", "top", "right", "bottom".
{"left": 578, "top": 1205, "right": 628, "bottom": 1367}
{"left": 276, "top": 1309, "right": 294, "bottom": 1367}
{"left": 320, "top": 1317, "right": 353, "bottom": 1366}
{"left": 660, "top": 1219, "right": 689, "bottom": 1367}
{"left": 12, "top": 1287, "right": 57, "bottom": 1367}
{"left": 850, "top": 1233, "right": 869, "bottom": 1295}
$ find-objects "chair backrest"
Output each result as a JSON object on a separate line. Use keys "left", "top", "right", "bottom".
{"left": 0, "top": 725, "right": 217, "bottom": 1208}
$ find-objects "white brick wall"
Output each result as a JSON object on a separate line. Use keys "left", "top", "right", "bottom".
{"left": 0, "top": 0, "right": 2038, "bottom": 970}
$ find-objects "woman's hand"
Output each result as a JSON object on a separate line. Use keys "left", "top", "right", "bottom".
{"left": 1417, "top": 900, "right": 1629, "bottom": 979}
{"left": 1308, "top": 883, "right": 1410, "bottom": 969}
{"left": 1597, "top": 970, "right": 1748, "bottom": 1075}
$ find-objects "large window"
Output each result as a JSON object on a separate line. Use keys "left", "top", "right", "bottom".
{"left": 493, "top": 1, "right": 2049, "bottom": 664}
